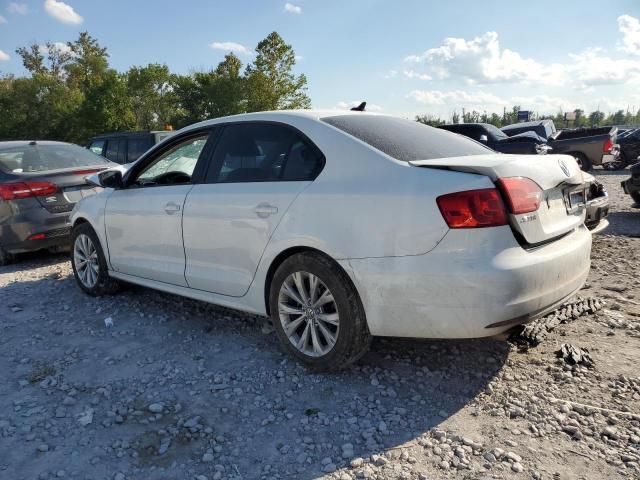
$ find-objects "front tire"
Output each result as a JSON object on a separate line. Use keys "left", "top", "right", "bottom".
{"left": 269, "top": 252, "right": 371, "bottom": 370}
{"left": 71, "top": 223, "right": 119, "bottom": 296}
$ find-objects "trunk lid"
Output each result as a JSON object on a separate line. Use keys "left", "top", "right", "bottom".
{"left": 410, "top": 153, "right": 587, "bottom": 245}
{"left": 17, "top": 165, "right": 106, "bottom": 213}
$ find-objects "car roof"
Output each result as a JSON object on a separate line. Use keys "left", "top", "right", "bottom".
{"left": 178, "top": 110, "right": 389, "bottom": 134}
{"left": 0, "top": 140, "right": 76, "bottom": 149}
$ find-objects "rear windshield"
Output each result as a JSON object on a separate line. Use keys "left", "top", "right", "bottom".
{"left": 322, "top": 115, "right": 491, "bottom": 161}
{"left": 0, "top": 144, "right": 109, "bottom": 173}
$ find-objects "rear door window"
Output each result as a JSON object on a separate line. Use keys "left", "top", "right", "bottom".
{"left": 324, "top": 115, "right": 491, "bottom": 161}
{"left": 206, "top": 123, "right": 324, "bottom": 183}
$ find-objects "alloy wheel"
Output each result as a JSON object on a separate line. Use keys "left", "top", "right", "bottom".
{"left": 278, "top": 271, "right": 340, "bottom": 357}
{"left": 74, "top": 233, "right": 99, "bottom": 288}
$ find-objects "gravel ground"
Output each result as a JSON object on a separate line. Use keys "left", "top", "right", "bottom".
{"left": 1, "top": 171, "right": 639, "bottom": 480}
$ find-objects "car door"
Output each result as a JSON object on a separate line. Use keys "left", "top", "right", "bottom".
{"left": 182, "top": 122, "right": 325, "bottom": 296}
{"left": 105, "top": 131, "right": 212, "bottom": 286}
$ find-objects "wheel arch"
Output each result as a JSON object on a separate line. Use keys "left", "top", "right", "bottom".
{"left": 263, "top": 246, "right": 358, "bottom": 317}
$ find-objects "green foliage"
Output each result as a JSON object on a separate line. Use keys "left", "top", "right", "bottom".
{"left": 417, "top": 105, "right": 640, "bottom": 129}
{"left": 245, "top": 32, "right": 310, "bottom": 111}
{"left": 0, "top": 31, "right": 310, "bottom": 143}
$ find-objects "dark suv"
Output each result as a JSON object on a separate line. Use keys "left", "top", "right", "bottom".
{"left": 88, "top": 131, "right": 173, "bottom": 165}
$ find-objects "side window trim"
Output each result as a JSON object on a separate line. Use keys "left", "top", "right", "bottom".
{"left": 122, "top": 128, "right": 216, "bottom": 188}
{"left": 203, "top": 121, "right": 325, "bottom": 185}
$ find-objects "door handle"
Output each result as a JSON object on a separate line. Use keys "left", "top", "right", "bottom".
{"left": 164, "top": 202, "right": 181, "bottom": 215}
{"left": 254, "top": 203, "right": 278, "bottom": 218}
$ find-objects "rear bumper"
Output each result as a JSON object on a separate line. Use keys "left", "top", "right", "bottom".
{"left": 341, "top": 225, "right": 591, "bottom": 339}
{"left": 585, "top": 194, "right": 609, "bottom": 230}
{"left": 0, "top": 208, "right": 71, "bottom": 254}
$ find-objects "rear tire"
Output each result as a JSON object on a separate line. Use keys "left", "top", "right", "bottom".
{"left": 631, "top": 191, "right": 640, "bottom": 205}
{"left": 71, "top": 223, "right": 119, "bottom": 296}
{"left": 269, "top": 251, "right": 371, "bottom": 370}
{"left": 0, "top": 247, "right": 14, "bottom": 266}
{"left": 572, "top": 153, "right": 592, "bottom": 172}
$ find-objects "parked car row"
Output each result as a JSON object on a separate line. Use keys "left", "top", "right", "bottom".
{"left": 1, "top": 110, "right": 630, "bottom": 368}
{"left": 437, "top": 120, "right": 620, "bottom": 171}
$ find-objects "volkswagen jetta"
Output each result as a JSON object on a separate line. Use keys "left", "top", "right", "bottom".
{"left": 70, "top": 111, "right": 592, "bottom": 369}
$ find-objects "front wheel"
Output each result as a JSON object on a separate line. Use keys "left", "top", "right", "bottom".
{"left": 71, "top": 223, "right": 119, "bottom": 296}
{"left": 269, "top": 252, "right": 371, "bottom": 370}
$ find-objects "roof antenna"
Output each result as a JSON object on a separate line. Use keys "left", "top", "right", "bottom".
{"left": 350, "top": 102, "right": 366, "bottom": 112}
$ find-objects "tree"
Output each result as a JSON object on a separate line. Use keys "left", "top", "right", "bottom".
{"left": 65, "top": 32, "right": 109, "bottom": 94}
{"left": 588, "top": 110, "right": 605, "bottom": 126}
{"left": 126, "top": 64, "right": 176, "bottom": 130}
{"left": 245, "top": 32, "right": 310, "bottom": 111}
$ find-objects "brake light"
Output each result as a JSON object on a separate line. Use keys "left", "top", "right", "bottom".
{"left": 496, "top": 177, "right": 542, "bottom": 214}
{"left": 603, "top": 138, "right": 613, "bottom": 153}
{"left": 28, "top": 233, "right": 46, "bottom": 241}
{"left": 437, "top": 188, "right": 508, "bottom": 228}
{"left": 74, "top": 169, "right": 101, "bottom": 176}
{"left": 0, "top": 182, "right": 59, "bottom": 200}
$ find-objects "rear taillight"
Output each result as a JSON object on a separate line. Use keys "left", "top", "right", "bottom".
{"left": 496, "top": 177, "right": 542, "bottom": 214}
{"left": 0, "top": 182, "right": 59, "bottom": 200}
{"left": 603, "top": 138, "right": 613, "bottom": 153}
{"left": 437, "top": 188, "right": 508, "bottom": 228}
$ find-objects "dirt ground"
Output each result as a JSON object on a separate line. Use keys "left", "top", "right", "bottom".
{"left": 1, "top": 171, "right": 639, "bottom": 480}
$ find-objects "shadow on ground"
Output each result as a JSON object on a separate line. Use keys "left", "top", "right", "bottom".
{"left": 0, "top": 256, "right": 508, "bottom": 479}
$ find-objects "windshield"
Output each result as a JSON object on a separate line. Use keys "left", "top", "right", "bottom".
{"left": 322, "top": 115, "right": 492, "bottom": 161}
{"left": 0, "top": 143, "right": 109, "bottom": 173}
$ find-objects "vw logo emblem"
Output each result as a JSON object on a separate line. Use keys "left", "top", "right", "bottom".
{"left": 558, "top": 159, "right": 570, "bottom": 177}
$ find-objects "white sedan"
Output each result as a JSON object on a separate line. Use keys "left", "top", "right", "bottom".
{"left": 70, "top": 111, "right": 592, "bottom": 369}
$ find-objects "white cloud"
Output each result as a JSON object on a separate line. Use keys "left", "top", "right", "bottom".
{"left": 44, "top": 0, "right": 83, "bottom": 25}
{"left": 566, "top": 48, "right": 640, "bottom": 87}
{"left": 336, "top": 100, "right": 383, "bottom": 112}
{"left": 404, "top": 32, "right": 564, "bottom": 85}
{"left": 0, "top": 50, "right": 10, "bottom": 61}
{"left": 384, "top": 69, "right": 398, "bottom": 79}
{"left": 294, "top": 54, "right": 304, "bottom": 61}
{"left": 7, "top": 3, "right": 28, "bottom": 14}
{"left": 39, "top": 42, "right": 73, "bottom": 56}
{"left": 284, "top": 3, "right": 302, "bottom": 14}
{"left": 0, "top": 15, "right": 7, "bottom": 23}
{"left": 404, "top": 30, "right": 640, "bottom": 89}
{"left": 403, "top": 70, "right": 432, "bottom": 80}
{"left": 618, "top": 14, "right": 640, "bottom": 55}
{"left": 210, "top": 41, "right": 252, "bottom": 56}
{"left": 408, "top": 90, "right": 507, "bottom": 107}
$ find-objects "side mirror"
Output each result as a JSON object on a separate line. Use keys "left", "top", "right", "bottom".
{"left": 479, "top": 134, "right": 488, "bottom": 143}
{"left": 87, "top": 169, "right": 123, "bottom": 189}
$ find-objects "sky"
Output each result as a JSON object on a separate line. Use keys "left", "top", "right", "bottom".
{"left": 0, "top": 0, "right": 639, "bottom": 119}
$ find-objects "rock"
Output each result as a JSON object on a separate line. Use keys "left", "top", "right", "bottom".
{"left": 114, "top": 474, "right": 125, "bottom": 480}
{"left": 37, "top": 444, "right": 49, "bottom": 452}
{"left": 350, "top": 457, "right": 364, "bottom": 468}
{"left": 506, "top": 451, "right": 522, "bottom": 463}
{"left": 512, "top": 462, "right": 524, "bottom": 473}
{"left": 322, "top": 463, "right": 337, "bottom": 473}
{"left": 148, "top": 403, "right": 164, "bottom": 414}
{"left": 202, "top": 452, "right": 214, "bottom": 463}
{"left": 602, "top": 426, "right": 619, "bottom": 440}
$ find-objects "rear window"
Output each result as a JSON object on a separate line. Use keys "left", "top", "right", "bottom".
{"left": 322, "top": 115, "right": 491, "bottom": 161}
{"left": 0, "top": 144, "right": 109, "bottom": 173}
